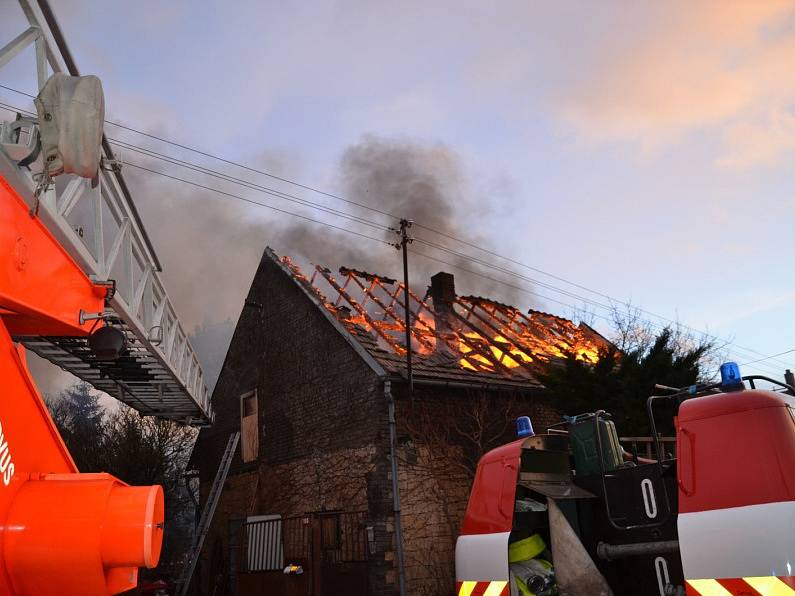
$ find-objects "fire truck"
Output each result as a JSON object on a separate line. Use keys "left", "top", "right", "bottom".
{"left": 455, "top": 363, "right": 795, "bottom": 596}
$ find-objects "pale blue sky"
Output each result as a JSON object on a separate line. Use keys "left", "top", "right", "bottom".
{"left": 2, "top": 1, "right": 795, "bottom": 380}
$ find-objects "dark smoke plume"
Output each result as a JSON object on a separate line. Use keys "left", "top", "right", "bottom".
{"left": 65, "top": 136, "right": 531, "bottom": 393}
{"left": 273, "top": 135, "right": 527, "bottom": 305}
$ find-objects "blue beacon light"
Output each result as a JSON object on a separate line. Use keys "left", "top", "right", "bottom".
{"left": 719, "top": 361, "right": 743, "bottom": 390}
{"left": 516, "top": 416, "right": 534, "bottom": 438}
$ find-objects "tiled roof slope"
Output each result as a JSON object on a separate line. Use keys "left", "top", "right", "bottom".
{"left": 271, "top": 249, "right": 611, "bottom": 389}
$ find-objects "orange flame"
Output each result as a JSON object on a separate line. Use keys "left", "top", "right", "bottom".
{"left": 285, "top": 256, "right": 603, "bottom": 377}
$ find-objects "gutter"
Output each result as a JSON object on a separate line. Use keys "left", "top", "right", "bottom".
{"left": 392, "top": 375, "right": 544, "bottom": 394}
{"left": 384, "top": 380, "right": 407, "bottom": 596}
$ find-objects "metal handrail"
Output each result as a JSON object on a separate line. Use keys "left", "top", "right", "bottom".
{"left": 0, "top": 0, "right": 212, "bottom": 424}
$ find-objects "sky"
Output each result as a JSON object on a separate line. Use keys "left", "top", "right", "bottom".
{"left": 2, "top": 0, "right": 795, "bottom": 388}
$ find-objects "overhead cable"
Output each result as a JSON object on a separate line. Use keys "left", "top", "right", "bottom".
{"left": 0, "top": 93, "right": 789, "bottom": 370}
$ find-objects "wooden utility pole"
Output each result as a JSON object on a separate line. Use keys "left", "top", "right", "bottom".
{"left": 396, "top": 219, "right": 414, "bottom": 394}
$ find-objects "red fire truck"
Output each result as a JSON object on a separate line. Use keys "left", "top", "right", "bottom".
{"left": 455, "top": 363, "right": 795, "bottom": 596}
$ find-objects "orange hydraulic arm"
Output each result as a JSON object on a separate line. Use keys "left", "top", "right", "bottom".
{"left": 0, "top": 175, "right": 164, "bottom": 595}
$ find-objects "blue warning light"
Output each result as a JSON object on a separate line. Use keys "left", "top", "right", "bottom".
{"left": 516, "top": 416, "right": 534, "bottom": 438}
{"left": 720, "top": 362, "right": 743, "bottom": 389}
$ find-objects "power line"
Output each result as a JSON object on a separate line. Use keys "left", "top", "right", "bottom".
{"left": 414, "top": 236, "right": 615, "bottom": 312}
{"left": 415, "top": 217, "right": 794, "bottom": 367}
{"left": 0, "top": 84, "right": 33, "bottom": 98}
{"left": 0, "top": 93, "right": 615, "bottom": 326}
{"left": 0, "top": 93, "right": 778, "bottom": 355}
{"left": 0, "top": 102, "right": 691, "bottom": 321}
{"left": 0, "top": 100, "right": 392, "bottom": 235}
{"left": 0, "top": 83, "right": 395, "bottom": 219}
{"left": 0, "top": 100, "right": 33, "bottom": 116}
{"left": 411, "top": 236, "right": 786, "bottom": 372}
{"left": 122, "top": 161, "right": 394, "bottom": 248}
{"left": 102, "top": 129, "right": 676, "bottom": 329}
{"left": 110, "top": 136, "right": 623, "bottom": 320}
{"left": 413, "top": 240, "right": 785, "bottom": 375}
{"left": 409, "top": 247, "right": 615, "bottom": 325}
{"left": 115, "top": 122, "right": 768, "bottom": 366}
{"left": 108, "top": 137, "right": 392, "bottom": 234}
{"left": 127, "top": 157, "right": 620, "bottom": 333}
{"left": 0, "top": 93, "right": 789, "bottom": 370}
{"left": 740, "top": 348, "right": 795, "bottom": 367}
{"left": 125, "top": 154, "right": 616, "bottom": 326}
{"left": 0, "top": 90, "right": 778, "bottom": 337}
{"left": 743, "top": 363, "right": 787, "bottom": 375}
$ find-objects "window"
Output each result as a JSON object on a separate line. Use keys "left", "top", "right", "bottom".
{"left": 240, "top": 390, "right": 258, "bottom": 463}
{"left": 245, "top": 515, "right": 283, "bottom": 571}
{"left": 242, "top": 393, "right": 256, "bottom": 417}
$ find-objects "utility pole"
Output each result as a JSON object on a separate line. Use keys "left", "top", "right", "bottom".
{"left": 395, "top": 219, "right": 414, "bottom": 394}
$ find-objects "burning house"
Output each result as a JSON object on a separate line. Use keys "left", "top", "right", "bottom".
{"left": 191, "top": 247, "right": 609, "bottom": 596}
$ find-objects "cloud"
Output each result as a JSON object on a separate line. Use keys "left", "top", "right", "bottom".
{"left": 698, "top": 288, "right": 795, "bottom": 329}
{"left": 340, "top": 89, "right": 448, "bottom": 136}
{"left": 717, "top": 109, "right": 795, "bottom": 168}
{"left": 556, "top": 1, "right": 795, "bottom": 165}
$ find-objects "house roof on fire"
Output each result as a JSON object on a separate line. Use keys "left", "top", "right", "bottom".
{"left": 267, "top": 248, "right": 611, "bottom": 390}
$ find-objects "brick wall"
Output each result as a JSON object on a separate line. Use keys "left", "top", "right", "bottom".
{"left": 193, "top": 251, "right": 397, "bottom": 595}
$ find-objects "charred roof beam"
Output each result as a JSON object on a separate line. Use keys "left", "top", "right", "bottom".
{"left": 453, "top": 299, "right": 537, "bottom": 373}
{"left": 344, "top": 274, "right": 435, "bottom": 352}
{"left": 315, "top": 266, "right": 407, "bottom": 355}
{"left": 339, "top": 266, "right": 397, "bottom": 285}
{"left": 446, "top": 310, "right": 519, "bottom": 375}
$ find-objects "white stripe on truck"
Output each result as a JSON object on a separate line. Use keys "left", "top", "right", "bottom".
{"left": 455, "top": 531, "right": 511, "bottom": 583}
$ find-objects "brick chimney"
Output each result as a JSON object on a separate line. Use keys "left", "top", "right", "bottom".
{"left": 430, "top": 272, "right": 455, "bottom": 306}
{"left": 430, "top": 272, "right": 456, "bottom": 343}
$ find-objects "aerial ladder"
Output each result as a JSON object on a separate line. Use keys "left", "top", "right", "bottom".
{"left": 0, "top": 1, "right": 214, "bottom": 593}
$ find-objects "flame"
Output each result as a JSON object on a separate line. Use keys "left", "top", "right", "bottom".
{"left": 338, "top": 300, "right": 602, "bottom": 374}
{"left": 413, "top": 309, "right": 437, "bottom": 355}
{"left": 347, "top": 314, "right": 370, "bottom": 328}
{"left": 283, "top": 256, "right": 603, "bottom": 378}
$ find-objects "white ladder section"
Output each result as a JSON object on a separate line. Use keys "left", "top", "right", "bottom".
{"left": 177, "top": 432, "right": 240, "bottom": 596}
{"left": 0, "top": 0, "right": 212, "bottom": 425}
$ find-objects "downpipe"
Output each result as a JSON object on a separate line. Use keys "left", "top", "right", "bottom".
{"left": 385, "top": 380, "right": 407, "bottom": 596}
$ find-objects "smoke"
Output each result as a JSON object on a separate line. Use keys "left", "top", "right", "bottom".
{"left": 126, "top": 151, "right": 293, "bottom": 331}
{"left": 188, "top": 318, "right": 236, "bottom": 393}
{"left": 272, "top": 135, "right": 527, "bottom": 305}
{"left": 60, "top": 135, "right": 529, "bottom": 395}
{"left": 25, "top": 135, "right": 530, "bottom": 403}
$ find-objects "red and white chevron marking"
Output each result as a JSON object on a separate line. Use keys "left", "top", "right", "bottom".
{"left": 686, "top": 576, "right": 795, "bottom": 595}
{"left": 455, "top": 580, "right": 509, "bottom": 596}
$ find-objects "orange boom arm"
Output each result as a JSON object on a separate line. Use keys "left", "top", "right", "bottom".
{"left": 0, "top": 176, "right": 164, "bottom": 594}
